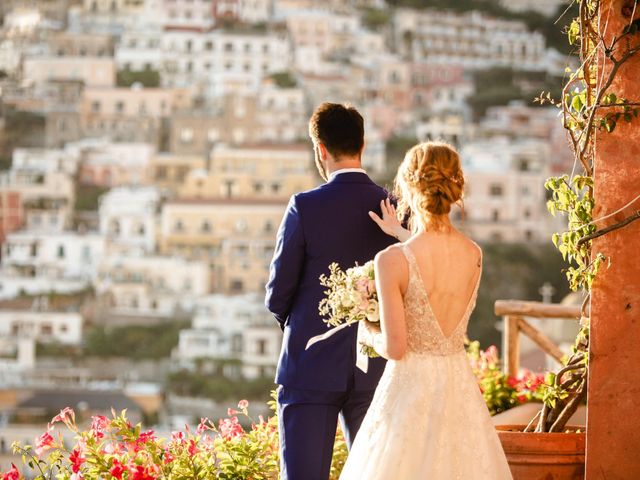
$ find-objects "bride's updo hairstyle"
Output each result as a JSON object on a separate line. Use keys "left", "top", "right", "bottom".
{"left": 394, "top": 141, "right": 464, "bottom": 232}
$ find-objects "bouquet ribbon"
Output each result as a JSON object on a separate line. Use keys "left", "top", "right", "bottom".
{"left": 305, "top": 322, "right": 370, "bottom": 373}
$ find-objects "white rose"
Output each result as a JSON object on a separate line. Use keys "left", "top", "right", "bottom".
{"left": 365, "top": 302, "right": 379, "bottom": 323}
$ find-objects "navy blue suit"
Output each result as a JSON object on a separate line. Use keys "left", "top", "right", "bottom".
{"left": 265, "top": 172, "right": 396, "bottom": 480}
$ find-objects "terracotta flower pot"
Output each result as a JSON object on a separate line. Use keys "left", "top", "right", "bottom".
{"left": 496, "top": 425, "right": 586, "bottom": 480}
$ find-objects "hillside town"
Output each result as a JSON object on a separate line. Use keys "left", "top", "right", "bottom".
{"left": 0, "top": 0, "right": 577, "bottom": 456}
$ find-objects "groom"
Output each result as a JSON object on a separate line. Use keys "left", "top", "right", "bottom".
{"left": 265, "top": 103, "right": 396, "bottom": 480}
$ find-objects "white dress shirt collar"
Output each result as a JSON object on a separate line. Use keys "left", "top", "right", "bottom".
{"left": 328, "top": 168, "right": 367, "bottom": 182}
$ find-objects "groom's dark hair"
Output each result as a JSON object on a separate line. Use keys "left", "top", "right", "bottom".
{"left": 309, "top": 102, "right": 364, "bottom": 159}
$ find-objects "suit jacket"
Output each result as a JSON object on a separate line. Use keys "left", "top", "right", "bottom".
{"left": 265, "top": 172, "right": 397, "bottom": 391}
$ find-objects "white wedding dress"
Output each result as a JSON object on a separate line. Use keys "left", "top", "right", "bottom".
{"left": 340, "top": 245, "right": 512, "bottom": 480}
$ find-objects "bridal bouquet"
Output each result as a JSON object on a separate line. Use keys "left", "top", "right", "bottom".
{"left": 318, "top": 261, "right": 379, "bottom": 357}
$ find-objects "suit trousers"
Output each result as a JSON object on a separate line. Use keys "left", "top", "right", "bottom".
{"left": 277, "top": 384, "right": 376, "bottom": 480}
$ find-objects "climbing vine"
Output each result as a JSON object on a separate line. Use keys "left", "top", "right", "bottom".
{"left": 529, "top": 0, "right": 640, "bottom": 433}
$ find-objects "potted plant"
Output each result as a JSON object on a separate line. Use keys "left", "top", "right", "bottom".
{"left": 495, "top": 1, "right": 640, "bottom": 478}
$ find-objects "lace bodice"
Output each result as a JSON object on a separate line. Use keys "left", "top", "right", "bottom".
{"left": 401, "top": 244, "right": 482, "bottom": 356}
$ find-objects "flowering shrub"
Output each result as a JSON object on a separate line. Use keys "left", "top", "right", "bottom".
{"left": 2, "top": 346, "right": 543, "bottom": 479}
{"left": 467, "top": 341, "right": 545, "bottom": 415}
{"left": 3, "top": 395, "right": 348, "bottom": 480}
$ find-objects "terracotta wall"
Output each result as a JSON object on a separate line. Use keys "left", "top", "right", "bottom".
{"left": 586, "top": 0, "right": 640, "bottom": 477}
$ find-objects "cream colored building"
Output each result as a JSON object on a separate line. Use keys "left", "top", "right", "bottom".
{"left": 23, "top": 57, "right": 116, "bottom": 89}
{"left": 159, "top": 199, "right": 286, "bottom": 293}
{"left": 149, "top": 153, "right": 207, "bottom": 193}
{"left": 48, "top": 31, "right": 115, "bottom": 57}
{"left": 81, "top": 85, "right": 192, "bottom": 144}
{"left": 178, "top": 143, "right": 316, "bottom": 200}
{"left": 458, "top": 137, "right": 563, "bottom": 243}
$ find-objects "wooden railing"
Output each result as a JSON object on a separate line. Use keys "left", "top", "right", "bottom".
{"left": 494, "top": 300, "right": 582, "bottom": 376}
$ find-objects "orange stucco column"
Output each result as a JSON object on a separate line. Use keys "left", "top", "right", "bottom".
{"left": 586, "top": 1, "right": 640, "bottom": 478}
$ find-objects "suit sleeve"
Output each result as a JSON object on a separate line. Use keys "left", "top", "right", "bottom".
{"left": 265, "top": 195, "right": 306, "bottom": 330}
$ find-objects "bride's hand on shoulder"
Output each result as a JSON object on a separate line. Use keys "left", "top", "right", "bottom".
{"left": 369, "top": 198, "right": 410, "bottom": 242}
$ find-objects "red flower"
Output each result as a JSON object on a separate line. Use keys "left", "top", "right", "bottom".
{"left": 109, "top": 459, "right": 125, "bottom": 479}
{"left": 227, "top": 408, "right": 238, "bottom": 416}
{"left": 163, "top": 449, "right": 175, "bottom": 464}
{"left": 188, "top": 439, "right": 199, "bottom": 456}
{"left": 218, "top": 416, "right": 244, "bottom": 440}
{"left": 170, "top": 431, "right": 186, "bottom": 444}
{"left": 2, "top": 463, "right": 20, "bottom": 480}
{"left": 237, "top": 399, "right": 249, "bottom": 409}
{"left": 35, "top": 430, "right": 55, "bottom": 456}
{"left": 69, "top": 447, "right": 86, "bottom": 473}
{"left": 128, "top": 465, "right": 158, "bottom": 480}
{"left": 138, "top": 430, "right": 156, "bottom": 443}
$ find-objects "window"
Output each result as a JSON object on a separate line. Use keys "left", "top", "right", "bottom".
{"left": 264, "top": 221, "right": 273, "bottom": 233}
{"left": 156, "top": 166, "right": 167, "bottom": 179}
{"left": 174, "top": 220, "right": 184, "bottom": 233}
{"left": 57, "top": 245, "right": 65, "bottom": 258}
{"left": 224, "top": 42, "right": 233, "bottom": 52}
{"left": 253, "top": 182, "right": 263, "bottom": 193}
{"left": 518, "top": 158, "right": 530, "bottom": 172}
{"left": 492, "top": 210, "right": 500, "bottom": 222}
{"left": 524, "top": 208, "right": 531, "bottom": 219}
{"left": 91, "top": 101, "right": 101, "bottom": 113}
{"left": 235, "top": 219, "right": 248, "bottom": 232}
{"left": 186, "top": 40, "right": 192, "bottom": 52}
{"left": 230, "top": 280, "right": 244, "bottom": 293}
{"left": 180, "top": 128, "right": 194, "bottom": 143}
{"left": 489, "top": 184, "right": 504, "bottom": 197}
{"left": 41, "top": 323, "right": 53, "bottom": 335}
{"left": 271, "top": 183, "right": 281, "bottom": 194}
{"left": 205, "top": 41, "right": 213, "bottom": 51}
{"left": 201, "top": 221, "right": 211, "bottom": 233}
{"left": 115, "top": 101, "right": 125, "bottom": 114}
{"left": 257, "top": 338, "right": 267, "bottom": 355}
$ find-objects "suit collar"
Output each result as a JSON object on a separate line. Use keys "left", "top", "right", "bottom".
{"left": 328, "top": 171, "right": 375, "bottom": 185}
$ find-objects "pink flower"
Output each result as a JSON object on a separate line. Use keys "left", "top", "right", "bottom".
{"left": 69, "top": 447, "right": 86, "bottom": 473}
{"left": 218, "top": 416, "right": 244, "bottom": 440}
{"left": 90, "top": 415, "right": 109, "bottom": 438}
{"left": 2, "top": 464, "right": 20, "bottom": 480}
{"left": 49, "top": 407, "right": 74, "bottom": 428}
{"left": 163, "top": 449, "right": 175, "bottom": 464}
{"left": 196, "top": 417, "right": 210, "bottom": 435}
{"left": 237, "top": 399, "right": 249, "bottom": 409}
{"left": 171, "top": 431, "right": 186, "bottom": 444}
{"left": 35, "top": 430, "right": 55, "bottom": 456}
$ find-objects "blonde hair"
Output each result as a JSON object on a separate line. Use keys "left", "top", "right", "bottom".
{"left": 394, "top": 141, "right": 464, "bottom": 232}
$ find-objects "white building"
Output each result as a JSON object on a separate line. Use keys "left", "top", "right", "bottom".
{"left": 498, "top": 0, "right": 566, "bottom": 16}
{"left": 159, "top": 30, "right": 291, "bottom": 96}
{"left": 459, "top": 137, "right": 562, "bottom": 243}
{"left": 0, "top": 231, "right": 106, "bottom": 298}
{"left": 22, "top": 56, "right": 116, "bottom": 89}
{"left": 0, "top": 311, "right": 83, "bottom": 345}
{"left": 115, "top": 27, "right": 163, "bottom": 72}
{"left": 237, "top": 0, "right": 274, "bottom": 24}
{"left": 174, "top": 294, "right": 281, "bottom": 379}
{"left": 11, "top": 147, "right": 81, "bottom": 176}
{"left": 162, "top": 0, "right": 215, "bottom": 31}
{"left": 394, "top": 9, "right": 549, "bottom": 72}
{"left": 98, "top": 186, "right": 161, "bottom": 254}
{"left": 95, "top": 255, "right": 211, "bottom": 318}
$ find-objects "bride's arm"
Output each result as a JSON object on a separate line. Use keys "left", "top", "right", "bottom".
{"left": 367, "top": 247, "right": 408, "bottom": 360}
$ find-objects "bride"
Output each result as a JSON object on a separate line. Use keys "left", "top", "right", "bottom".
{"left": 339, "top": 142, "right": 512, "bottom": 479}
